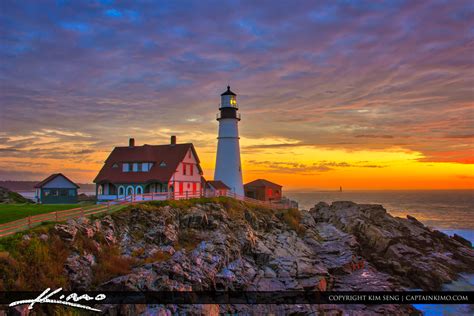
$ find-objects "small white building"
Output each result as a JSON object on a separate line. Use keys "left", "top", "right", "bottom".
{"left": 34, "top": 173, "right": 79, "bottom": 204}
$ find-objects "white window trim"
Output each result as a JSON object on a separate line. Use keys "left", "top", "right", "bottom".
{"left": 126, "top": 185, "right": 134, "bottom": 196}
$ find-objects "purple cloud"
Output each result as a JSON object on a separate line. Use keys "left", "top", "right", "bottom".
{"left": 0, "top": 0, "right": 473, "bottom": 181}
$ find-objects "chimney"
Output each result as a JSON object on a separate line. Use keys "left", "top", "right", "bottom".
{"left": 129, "top": 138, "right": 135, "bottom": 147}
{"left": 170, "top": 135, "right": 176, "bottom": 145}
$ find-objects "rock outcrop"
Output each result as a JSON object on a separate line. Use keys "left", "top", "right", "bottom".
{"left": 1, "top": 198, "right": 472, "bottom": 315}
{"left": 0, "top": 186, "right": 33, "bottom": 204}
{"left": 310, "top": 201, "right": 474, "bottom": 290}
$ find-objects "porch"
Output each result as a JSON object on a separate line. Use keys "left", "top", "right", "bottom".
{"left": 96, "top": 181, "right": 171, "bottom": 201}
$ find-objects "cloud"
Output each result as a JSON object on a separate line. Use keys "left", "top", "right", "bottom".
{"left": 0, "top": 0, "right": 472, "bottom": 182}
{"left": 246, "top": 159, "right": 386, "bottom": 175}
{"left": 0, "top": 169, "right": 46, "bottom": 181}
{"left": 355, "top": 134, "right": 394, "bottom": 139}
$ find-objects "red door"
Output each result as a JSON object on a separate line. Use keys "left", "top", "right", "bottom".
{"left": 179, "top": 182, "right": 183, "bottom": 196}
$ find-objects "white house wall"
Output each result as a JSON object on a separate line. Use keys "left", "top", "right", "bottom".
{"left": 172, "top": 149, "right": 202, "bottom": 193}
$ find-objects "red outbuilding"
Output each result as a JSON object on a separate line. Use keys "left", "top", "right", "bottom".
{"left": 244, "top": 179, "right": 282, "bottom": 202}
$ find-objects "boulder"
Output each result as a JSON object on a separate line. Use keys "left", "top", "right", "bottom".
{"left": 54, "top": 224, "right": 78, "bottom": 241}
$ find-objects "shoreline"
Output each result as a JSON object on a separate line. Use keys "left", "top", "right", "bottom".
{"left": 2, "top": 198, "right": 473, "bottom": 315}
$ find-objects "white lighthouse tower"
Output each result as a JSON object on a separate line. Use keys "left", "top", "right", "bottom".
{"left": 214, "top": 86, "right": 244, "bottom": 196}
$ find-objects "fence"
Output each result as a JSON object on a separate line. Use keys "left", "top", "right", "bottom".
{"left": 0, "top": 201, "right": 128, "bottom": 238}
{"left": 106, "top": 191, "right": 292, "bottom": 209}
{"left": 0, "top": 190, "right": 292, "bottom": 238}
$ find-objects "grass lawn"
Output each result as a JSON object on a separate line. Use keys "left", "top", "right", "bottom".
{"left": 0, "top": 204, "right": 82, "bottom": 224}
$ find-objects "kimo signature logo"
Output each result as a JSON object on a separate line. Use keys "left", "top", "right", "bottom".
{"left": 9, "top": 288, "right": 106, "bottom": 312}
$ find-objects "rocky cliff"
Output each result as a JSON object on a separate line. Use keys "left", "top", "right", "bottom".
{"left": 1, "top": 198, "right": 473, "bottom": 315}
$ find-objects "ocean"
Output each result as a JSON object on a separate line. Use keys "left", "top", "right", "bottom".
{"left": 287, "top": 189, "right": 474, "bottom": 229}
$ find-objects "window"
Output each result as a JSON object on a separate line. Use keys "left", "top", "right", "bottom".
{"left": 44, "top": 189, "right": 51, "bottom": 196}
{"left": 123, "top": 162, "right": 153, "bottom": 172}
{"left": 68, "top": 189, "right": 76, "bottom": 196}
{"left": 112, "top": 163, "right": 118, "bottom": 168}
{"left": 52, "top": 189, "right": 59, "bottom": 196}
{"left": 160, "top": 161, "right": 166, "bottom": 167}
{"left": 123, "top": 163, "right": 130, "bottom": 172}
{"left": 187, "top": 183, "right": 190, "bottom": 189}
{"left": 60, "top": 189, "right": 68, "bottom": 196}
{"left": 179, "top": 182, "right": 183, "bottom": 193}
{"left": 193, "top": 183, "right": 196, "bottom": 193}
{"left": 183, "top": 163, "right": 187, "bottom": 175}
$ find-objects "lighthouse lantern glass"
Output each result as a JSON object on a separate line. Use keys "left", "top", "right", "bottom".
{"left": 230, "top": 96, "right": 237, "bottom": 107}
{"left": 221, "top": 95, "right": 237, "bottom": 108}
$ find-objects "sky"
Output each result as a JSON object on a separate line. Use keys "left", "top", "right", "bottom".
{"left": 0, "top": 0, "right": 473, "bottom": 190}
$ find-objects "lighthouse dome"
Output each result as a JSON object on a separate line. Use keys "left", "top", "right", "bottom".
{"left": 221, "top": 85, "right": 236, "bottom": 96}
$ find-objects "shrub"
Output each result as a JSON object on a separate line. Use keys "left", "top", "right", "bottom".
{"left": 282, "top": 208, "right": 306, "bottom": 236}
{"left": 0, "top": 235, "right": 69, "bottom": 290}
{"left": 74, "top": 231, "right": 99, "bottom": 255}
{"left": 131, "top": 248, "right": 145, "bottom": 258}
{"left": 92, "top": 246, "right": 137, "bottom": 287}
{"left": 143, "top": 251, "right": 171, "bottom": 264}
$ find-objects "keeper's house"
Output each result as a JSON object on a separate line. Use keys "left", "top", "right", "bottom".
{"left": 34, "top": 173, "right": 79, "bottom": 204}
{"left": 94, "top": 136, "right": 203, "bottom": 201}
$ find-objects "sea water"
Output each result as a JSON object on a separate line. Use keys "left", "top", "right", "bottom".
{"left": 286, "top": 190, "right": 474, "bottom": 315}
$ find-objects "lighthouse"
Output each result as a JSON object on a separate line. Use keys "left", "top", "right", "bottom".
{"left": 214, "top": 86, "right": 244, "bottom": 196}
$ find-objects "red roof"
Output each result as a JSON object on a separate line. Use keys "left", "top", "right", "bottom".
{"left": 244, "top": 179, "right": 282, "bottom": 189}
{"left": 207, "top": 180, "right": 230, "bottom": 190}
{"left": 94, "top": 143, "right": 202, "bottom": 184}
{"left": 35, "top": 173, "right": 80, "bottom": 188}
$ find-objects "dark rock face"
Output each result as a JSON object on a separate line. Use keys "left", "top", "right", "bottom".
{"left": 310, "top": 201, "right": 474, "bottom": 291}
{"left": 17, "top": 199, "right": 473, "bottom": 315}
